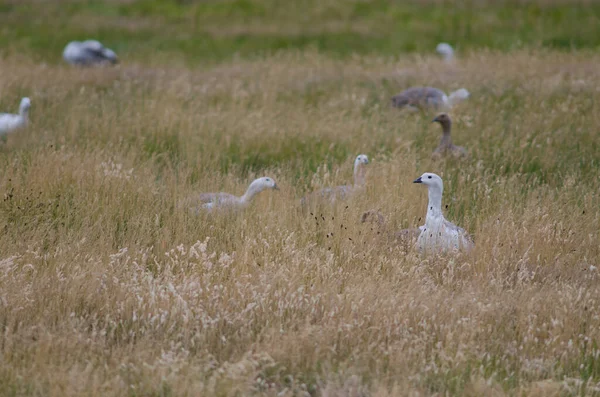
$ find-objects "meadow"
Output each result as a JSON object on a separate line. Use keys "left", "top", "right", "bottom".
{"left": 1, "top": 0, "right": 600, "bottom": 396}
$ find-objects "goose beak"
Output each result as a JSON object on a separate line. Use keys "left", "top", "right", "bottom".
{"left": 432, "top": 116, "right": 440, "bottom": 123}
{"left": 413, "top": 177, "right": 422, "bottom": 183}
{"left": 273, "top": 184, "right": 280, "bottom": 191}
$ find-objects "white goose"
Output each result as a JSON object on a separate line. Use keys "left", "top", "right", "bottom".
{"left": 413, "top": 172, "right": 473, "bottom": 253}
{"left": 184, "top": 177, "right": 279, "bottom": 213}
{"left": 436, "top": 43, "right": 455, "bottom": 62}
{"left": 63, "top": 40, "right": 118, "bottom": 66}
{"left": 391, "top": 87, "right": 469, "bottom": 111}
{"left": 0, "top": 98, "right": 31, "bottom": 136}
{"left": 301, "top": 154, "right": 369, "bottom": 205}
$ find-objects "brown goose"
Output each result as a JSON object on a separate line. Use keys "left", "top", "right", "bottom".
{"left": 431, "top": 113, "right": 468, "bottom": 160}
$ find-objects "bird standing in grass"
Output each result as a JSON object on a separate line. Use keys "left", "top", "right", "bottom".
{"left": 301, "top": 154, "right": 369, "bottom": 205}
{"left": 436, "top": 43, "right": 455, "bottom": 62}
{"left": 391, "top": 87, "right": 469, "bottom": 111}
{"left": 183, "top": 177, "right": 279, "bottom": 213}
{"left": 413, "top": 172, "right": 473, "bottom": 253}
{"left": 63, "top": 40, "right": 119, "bottom": 66}
{"left": 0, "top": 97, "right": 31, "bottom": 138}
{"left": 431, "top": 113, "right": 468, "bottom": 160}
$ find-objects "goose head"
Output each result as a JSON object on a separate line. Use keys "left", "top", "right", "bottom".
{"left": 432, "top": 113, "right": 452, "bottom": 134}
{"left": 354, "top": 154, "right": 369, "bottom": 167}
{"left": 413, "top": 172, "right": 443, "bottom": 192}
{"left": 241, "top": 177, "right": 279, "bottom": 203}
{"left": 250, "top": 177, "right": 279, "bottom": 192}
{"left": 432, "top": 113, "right": 450, "bottom": 125}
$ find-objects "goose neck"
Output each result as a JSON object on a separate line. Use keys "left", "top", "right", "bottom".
{"left": 240, "top": 183, "right": 262, "bottom": 203}
{"left": 438, "top": 119, "right": 452, "bottom": 146}
{"left": 426, "top": 186, "right": 444, "bottom": 219}
{"left": 440, "top": 134, "right": 452, "bottom": 147}
{"left": 353, "top": 164, "right": 366, "bottom": 187}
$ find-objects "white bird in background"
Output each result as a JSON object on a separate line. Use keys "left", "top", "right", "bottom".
{"left": 183, "top": 177, "right": 279, "bottom": 213}
{"left": 436, "top": 42, "right": 455, "bottom": 62}
{"left": 0, "top": 97, "right": 31, "bottom": 137}
{"left": 63, "top": 40, "right": 119, "bottom": 66}
{"left": 391, "top": 87, "right": 469, "bottom": 111}
{"left": 301, "top": 154, "right": 369, "bottom": 205}
{"left": 413, "top": 172, "right": 473, "bottom": 253}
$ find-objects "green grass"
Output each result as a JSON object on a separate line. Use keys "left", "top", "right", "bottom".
{"left": 1, "top": 0, "right": 599, "bottom": 64}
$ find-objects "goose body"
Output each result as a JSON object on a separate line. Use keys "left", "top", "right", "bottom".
{"left": 391, "top": 87, "right": 469, "bottom": 110}
{"left": 301, "top": 154, "right": 369, "bottom": 205}
{"left": 0, "top": 98, "right": 31, "bottom": 136}
{"left": 63, "top": 40, "right": 118, "bottom": 66}
{"left": 184, "top": 177, "right": 279, "bottom": 213}
{"left": 413, "top": 173, "right": 473, "bottom": 253}
{"left": 431, "top": 113, "right": 468, "bottom": 159}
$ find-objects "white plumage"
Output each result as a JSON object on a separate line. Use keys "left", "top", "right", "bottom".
{"left": 301, "top": 154, "right": 369, "bottom": 205}
{"left": 183, "top": 177, "right": 279, "bottom": 213}
{"left": 63, "top": 40, "right": 118, "bottom": 66}
{"left": 413, "top": 173, "right": 473, "bottom": 253}
{"left": 0, "top": 97, "right": 31, "bottom": 136}
{"left": 436, "top": 42, "right": 455, "bottom": 62}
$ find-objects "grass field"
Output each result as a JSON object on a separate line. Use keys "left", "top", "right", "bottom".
{"left": 1, "top": 0, "right": 600, "bottom": 396}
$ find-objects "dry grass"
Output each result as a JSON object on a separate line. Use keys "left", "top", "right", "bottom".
{"left": 1, "top": 50, "right": 599, "bottom": 396}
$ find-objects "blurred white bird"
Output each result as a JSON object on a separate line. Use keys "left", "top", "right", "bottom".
{"left": 436, "top": 42, "right": 455, "bottom": 62}
{"left": 413, "top": 172, "right": 473, "bottom": 253}
{"left": 63, "top": 40, "right": 118, "bottom": 66}
{"left": 0, "top": 97, "right": 31, "bottom": 137}
{"left": 301, "top": 154, "right": 369, "bottom": 205}
{"left": 183, "top": 177, "right": 279, "bottom": 213}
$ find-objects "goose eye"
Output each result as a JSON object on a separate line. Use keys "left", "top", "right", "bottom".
{"left": 428, "top": 176, "right": 432, "bottom": 179}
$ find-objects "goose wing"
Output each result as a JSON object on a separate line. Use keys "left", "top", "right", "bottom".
{"left": 81, "top": 46, "right": 112, "bottom": 63}
{"left": 197, "top": 192, "right": 239, "bottom": 204}
{"left": 77, "top": 41, "right": 118, "bottom": 64}
{"left": 392, "top": 87, "right": 445, "bottom": 108}
{"left": 443, "top": 219, "right": 474, "bottom": 250}
{"left": 432, "top": 144, "right": 468, "bottom": 160}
